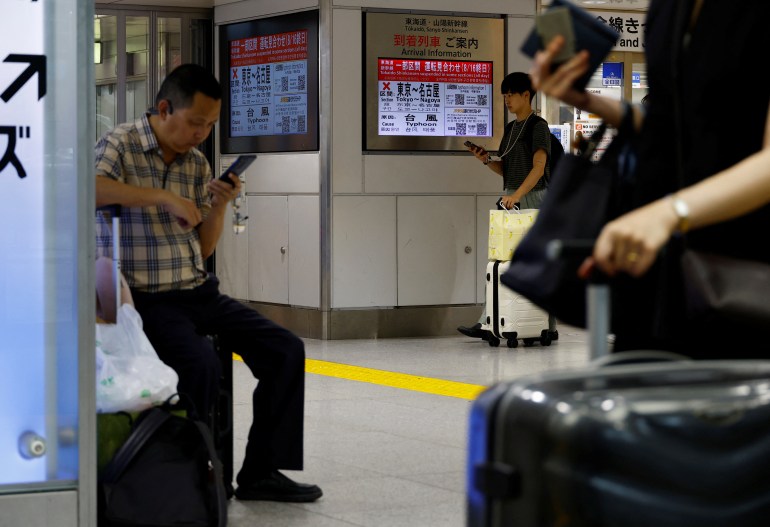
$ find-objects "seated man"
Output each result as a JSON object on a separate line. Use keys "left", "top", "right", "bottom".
{"left": 94, "top": 63, "right": 322, "bottom": 503}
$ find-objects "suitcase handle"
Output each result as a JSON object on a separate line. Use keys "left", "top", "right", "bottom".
{"left": 594, "top": 350, "right": 691, "bottom": 367}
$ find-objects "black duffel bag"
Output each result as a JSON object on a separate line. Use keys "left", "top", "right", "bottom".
{"left": 99, "top": 404, "right": 227, "bottom": 527}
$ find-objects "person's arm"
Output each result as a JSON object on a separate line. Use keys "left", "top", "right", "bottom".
{"left": 468, "top": 144, "right": 504, "bottom": 176}
{"left": 196, "top": 174, "right": 241, "bottom": 259}
{"left": 502, "top": 149, "right": 547, "bottom": 208}
{"left": 96, "top": 175, "right": 202, "bottom": 228}
{"left": 530, "top": 36, "right": 644, "bottom": 132}
{"left": 485, "top": 159, "right": 504, "bottom": 177}
{"left": 589, "top": 105, "right": 770, "bottom": 277}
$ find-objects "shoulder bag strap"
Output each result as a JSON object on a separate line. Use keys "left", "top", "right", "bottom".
{"left": 101, "top": 408, "right": 171, "bottom": 484}
{"left": 193, "top": 420, "right": 228, "bottom": 527}
{"left": 523, "top": 114, "right": 545, "bottom": 154}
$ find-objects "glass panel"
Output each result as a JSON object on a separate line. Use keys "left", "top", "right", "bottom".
{"left": 95, "top": 14, "right": 118, "bottom": 140}
{"left": 126, "top": 16, "right": 150, "bottom": 120}
{"left": 157, "top": 17, "right": 182, "bottom": 88}
{"left": 2, "top": 0, "right": 90, "bottom": 493}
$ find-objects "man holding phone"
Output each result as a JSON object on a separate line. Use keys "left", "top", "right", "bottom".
{"left": 458, "top": 72, "right": 557, "bottom": 341}
{"left": 95, "top": 64, "right": 322, "bottom": 503}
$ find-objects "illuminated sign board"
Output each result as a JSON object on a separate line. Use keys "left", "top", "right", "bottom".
{"left": 229, "top": 29, "right": 309, "bottom": 138}
{"left": 365, "top": 12, "right": 504, "bottom": 151}
{"left": 219, "top": 10, "right": 319, "bottom": 154}
{"left": 377, "top": 58, "right": 493, "bottom": 137}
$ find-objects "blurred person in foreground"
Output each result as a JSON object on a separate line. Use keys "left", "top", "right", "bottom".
{"left": 529, "top": 0, "right": 770, "bottom": 356}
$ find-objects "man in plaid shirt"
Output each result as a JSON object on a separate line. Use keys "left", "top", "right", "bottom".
{"left": 95, "top": 64, "right": 322, "bottom": 503}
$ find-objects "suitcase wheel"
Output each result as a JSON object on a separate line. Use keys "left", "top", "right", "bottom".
{"left": 522, "top": 338, "right": 535, "bottom": 347}
{"left": 488, "top": 336, "right": 500, "bottom": 347}
{"left": 506, "top": 338, "right": 518, "bottom": 348}
{"left": 539, "top": 330, "right": 553, "bottom": 347}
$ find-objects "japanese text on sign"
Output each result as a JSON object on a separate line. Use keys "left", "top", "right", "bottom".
{"left": 377, "top": 58, "right": 492, "bottom": 137}
{"left": 229, "top": 29, "right": 309, "bottom": 137}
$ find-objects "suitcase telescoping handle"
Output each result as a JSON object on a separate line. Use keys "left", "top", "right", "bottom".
{"left": 97, "top": 205, "right": 123, "bottom": 317}
{"left": 547, "top": 240, "right": 691, "bottom": 364}
{"left": 547, "top": 239, "right": 611, "bottom": 359}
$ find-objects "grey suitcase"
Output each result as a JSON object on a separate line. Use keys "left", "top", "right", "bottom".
{"left": 467, "top": 244, "right": 770, "bottom": 526}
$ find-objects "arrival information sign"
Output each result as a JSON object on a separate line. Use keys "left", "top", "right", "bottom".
{"left": 365, "top": 12, "right": 504, "bottom": 151}
{"left": 229, "top": 29, "right": 309, "bottom": 137}
{"left": 377, "top": 58, "right": 492, "bottom": 137}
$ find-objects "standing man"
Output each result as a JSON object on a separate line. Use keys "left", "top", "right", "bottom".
{"left": 457, "top": 72, "right": 558, "bottom": 341}
{"left": 95, "top": 64, "right": 322, "bottom": 502}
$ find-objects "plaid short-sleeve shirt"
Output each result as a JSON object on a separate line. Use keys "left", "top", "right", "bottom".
{"left": 95, "top": 114, "right": 213, "bottom": 293}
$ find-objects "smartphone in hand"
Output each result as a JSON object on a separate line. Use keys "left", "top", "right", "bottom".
{"left": 520, "top": 0, "right": 620, "bottom": 90}
{"left": 535, "top": 7, "right": 576, "bottom": 64}
{"left": 219, "top": 155, "right": 256, "bottom": 186}
{"left": 464, "top": 140, "right": 478, "bottom": 150}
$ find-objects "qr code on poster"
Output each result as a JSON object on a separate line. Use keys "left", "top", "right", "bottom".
{"left": 477, "top": 123, "right": 487, "bottom": 136}
{"left": 478, "top": 95, "right": 488, "bottom": 106}
{"left": 454, "top": 94, "right": 465, "bottom": 105}
{"left": 298, "top": 75, "right": 306, "bottom": 91}
{"left": 456, "top": 123, "right": 467, "bottom": 135}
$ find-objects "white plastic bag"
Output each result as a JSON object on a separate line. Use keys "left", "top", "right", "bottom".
{"left": 96, "top": 304, "right": 179, "bottom": 413}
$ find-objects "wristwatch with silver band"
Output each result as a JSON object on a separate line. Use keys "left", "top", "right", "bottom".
{"left": 668, "top": 194, "right": 690, "bottom": 234}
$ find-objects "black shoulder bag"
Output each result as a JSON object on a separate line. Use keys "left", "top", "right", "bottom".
{"left": 99, "top": 405, "right": 228, "bottom": 527}
{"left": 501, "top": 106, "right": 638, "bottom": 328}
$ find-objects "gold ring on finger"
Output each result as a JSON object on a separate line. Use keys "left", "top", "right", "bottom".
{"left": 626, "top": 252, "right": 639, "bottom": 263}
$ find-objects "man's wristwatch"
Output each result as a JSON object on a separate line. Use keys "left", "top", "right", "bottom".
{"left": 668, "top": 194, "right": 690, "bottom": 234}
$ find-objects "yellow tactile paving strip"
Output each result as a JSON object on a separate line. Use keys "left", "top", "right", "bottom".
{"left": 233, "top": 354, "right": 485, "bottom": 401}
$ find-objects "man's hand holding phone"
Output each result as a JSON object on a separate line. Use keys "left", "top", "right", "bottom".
{"left": 209, "top": 155, "right": 254, "bottom": 207}
{"left": 218, "top": 155, "right": 256, "bottom": 186}
{"left": 465, "top": 140, "right": 495, "bottom": 164}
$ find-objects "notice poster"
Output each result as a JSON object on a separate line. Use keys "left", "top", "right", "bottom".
{"left": 365, "top": 12, "right": 504, "bottom": 151}
{"left": 377, "top": 59, "right": 492, "bottom": 137}
{"left": 229, "top": 29, "right": 308, "bottom": 137}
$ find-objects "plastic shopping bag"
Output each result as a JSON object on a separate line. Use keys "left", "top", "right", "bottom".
{"left": 488, "top": 208, "right": 539, "bottom": 261}
{"left": 96, "top": 304, "right": 179, "bottom": 413}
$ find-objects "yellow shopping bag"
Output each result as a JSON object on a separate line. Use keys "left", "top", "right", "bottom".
{"left": 488, "top": 208, "right": 538, "bottom": 261}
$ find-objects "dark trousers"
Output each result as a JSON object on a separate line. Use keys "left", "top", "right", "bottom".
{"left": 131, "top": 276, "right": 305, "bottom": 485}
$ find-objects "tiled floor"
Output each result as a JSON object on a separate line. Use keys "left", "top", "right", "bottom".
{"left": 227, "top": 326, "right": 592, "bottom": 526}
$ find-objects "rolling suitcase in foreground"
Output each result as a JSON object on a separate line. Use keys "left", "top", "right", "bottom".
{"left": 482, "top": 260, "right": 552, "bottom": 348}
{"left": 467, "top": 244, "right": 770, "bottom": 526}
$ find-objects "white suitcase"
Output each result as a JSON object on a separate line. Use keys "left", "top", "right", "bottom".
{"left": 482, "top": 260, "right": 552, "bottom": 348}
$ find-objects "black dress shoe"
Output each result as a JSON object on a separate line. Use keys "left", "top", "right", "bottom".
{"left": 235, "top": 470, "right": 323, "bottom": 502}
{"left": 457, "top": 323, "right": 488, "bottom": 339}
